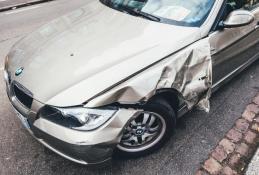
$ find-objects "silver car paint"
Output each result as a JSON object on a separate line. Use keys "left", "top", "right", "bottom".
{"left": 210, "top": 7, "right": 259, "bottom": 85}
{"left": 4, "top": 0, "right": 259, "bottom": 165}
{"left": 7, "top": 0, "right": 202, "bottom": 107}
{"left": 6, "top": 77, "right": 143, "bottom": 164}
{"left": 85, "top": 38, "right": 212, "bottom": 112}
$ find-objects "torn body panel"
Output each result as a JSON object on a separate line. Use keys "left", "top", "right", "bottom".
{"left": 86, "top": 38, "right": 212, "bottom": 112}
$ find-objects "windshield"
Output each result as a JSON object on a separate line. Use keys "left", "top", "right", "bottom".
{"left": 101, "top": 0, "right": 215, "bottom": 27}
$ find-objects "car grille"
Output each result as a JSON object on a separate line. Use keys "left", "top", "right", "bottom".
{"left": 12, "top": 82, "right": 33, "bottom": 109}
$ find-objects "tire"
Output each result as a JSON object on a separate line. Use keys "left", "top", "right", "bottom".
{"left": 115, "top": 97, "right": 176, "bottom": 158}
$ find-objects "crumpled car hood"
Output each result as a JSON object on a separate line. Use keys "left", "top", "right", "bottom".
{"left": 7, "top": 1, "right": 201, "bottom": 107}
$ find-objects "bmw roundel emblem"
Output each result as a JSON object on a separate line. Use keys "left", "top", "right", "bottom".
{"left": 15, "top": 67, "right": 24, "bottom": 76}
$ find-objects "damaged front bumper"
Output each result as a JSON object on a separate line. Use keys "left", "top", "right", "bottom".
{"left": 5, "top": 80, "right": 140, "bottom": 165}
{"left": 4, "top": 36, "right": 213, "bottom": 165}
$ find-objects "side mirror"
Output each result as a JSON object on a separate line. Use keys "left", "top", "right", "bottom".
{"left": 220, "top": 10, "right": 254, "bottom": 28}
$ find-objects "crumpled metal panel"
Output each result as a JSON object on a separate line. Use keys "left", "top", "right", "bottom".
{"left": 86, "top": 38, "right": 212, "bottom": 112}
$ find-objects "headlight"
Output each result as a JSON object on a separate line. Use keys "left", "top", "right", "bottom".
{"left": 48, "top": 106, "right": 117, "bottom": 131}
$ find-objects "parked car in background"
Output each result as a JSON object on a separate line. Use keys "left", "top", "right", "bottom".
{"left": 4, "top": 0, "right": 259, "bottom": 165}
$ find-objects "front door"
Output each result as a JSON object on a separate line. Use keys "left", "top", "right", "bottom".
{"left": 209, "top": 0, "right": 259, "bottom": 87}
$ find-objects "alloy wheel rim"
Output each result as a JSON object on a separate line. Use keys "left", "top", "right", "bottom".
{"left": 117, "top": 111, "right": 166, "bottom": 152}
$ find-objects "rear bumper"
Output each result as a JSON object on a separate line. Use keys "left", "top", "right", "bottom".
{"left": 5, "top": 79, "right": 140, "bottom": 165}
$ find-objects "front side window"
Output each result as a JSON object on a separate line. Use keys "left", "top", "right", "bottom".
{"left": 221, "top": 0, "right": 259, "bottom": 21}
{"left": 245, "top": 0, "right": 259, "bottom": 9}
{"left": 101, "top": 0, "right": 215, "bottom": 27}
{"left": 227, "top": 0, "right": 259, "bottom": 10}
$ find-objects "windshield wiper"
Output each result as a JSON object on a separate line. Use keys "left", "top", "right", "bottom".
{"left": 133, "top": 9, "right": 160, "bottom": 22}
{"left": 120, "top": 6, "right": 160, "bottom": 22}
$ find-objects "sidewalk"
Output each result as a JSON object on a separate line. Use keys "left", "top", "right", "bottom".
{"left": 246, "top": 148, "right": 259, "bottom": 175}
{"left": 0, "top": 0, "right": 53, "bottom": 12}
{"left": 196, "top": 93, "right": 259, "bottom": 175}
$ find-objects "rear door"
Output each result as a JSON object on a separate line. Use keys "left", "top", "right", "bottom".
{"left": 209, "top": 0, "right": 259, "bottom": 87}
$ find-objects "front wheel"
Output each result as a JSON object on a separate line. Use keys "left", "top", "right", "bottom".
{"left": 115, "top": 98, "right": 176, "bottom": 158}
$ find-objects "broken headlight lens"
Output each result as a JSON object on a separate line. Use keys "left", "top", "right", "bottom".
{"left": 55, "top": 107, "right": 117, "bottom": 131}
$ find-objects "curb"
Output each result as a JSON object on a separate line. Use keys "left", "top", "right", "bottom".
{"left": 196, "top": 93, "right": 259, "bottom": 175}
{"left": 0, "top": 0, "right": 54, "bottom": 12}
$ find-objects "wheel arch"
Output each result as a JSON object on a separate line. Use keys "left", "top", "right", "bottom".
{"left": 147, "top": 88, "right": 183, "bottom": 116}
{"left": 110, "top": 88, "right": 184, "bottom": 118}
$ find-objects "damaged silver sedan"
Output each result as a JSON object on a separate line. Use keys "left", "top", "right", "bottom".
{"left": 4, "top": 0, "right": 259, "bottom": 165}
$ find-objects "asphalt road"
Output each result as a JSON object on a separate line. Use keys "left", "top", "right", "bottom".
{"left": 0, "top": 0, "right": 53, "bottom": 9}
{"left": 0, "top": 1, "right": 259, "bottom": 175}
